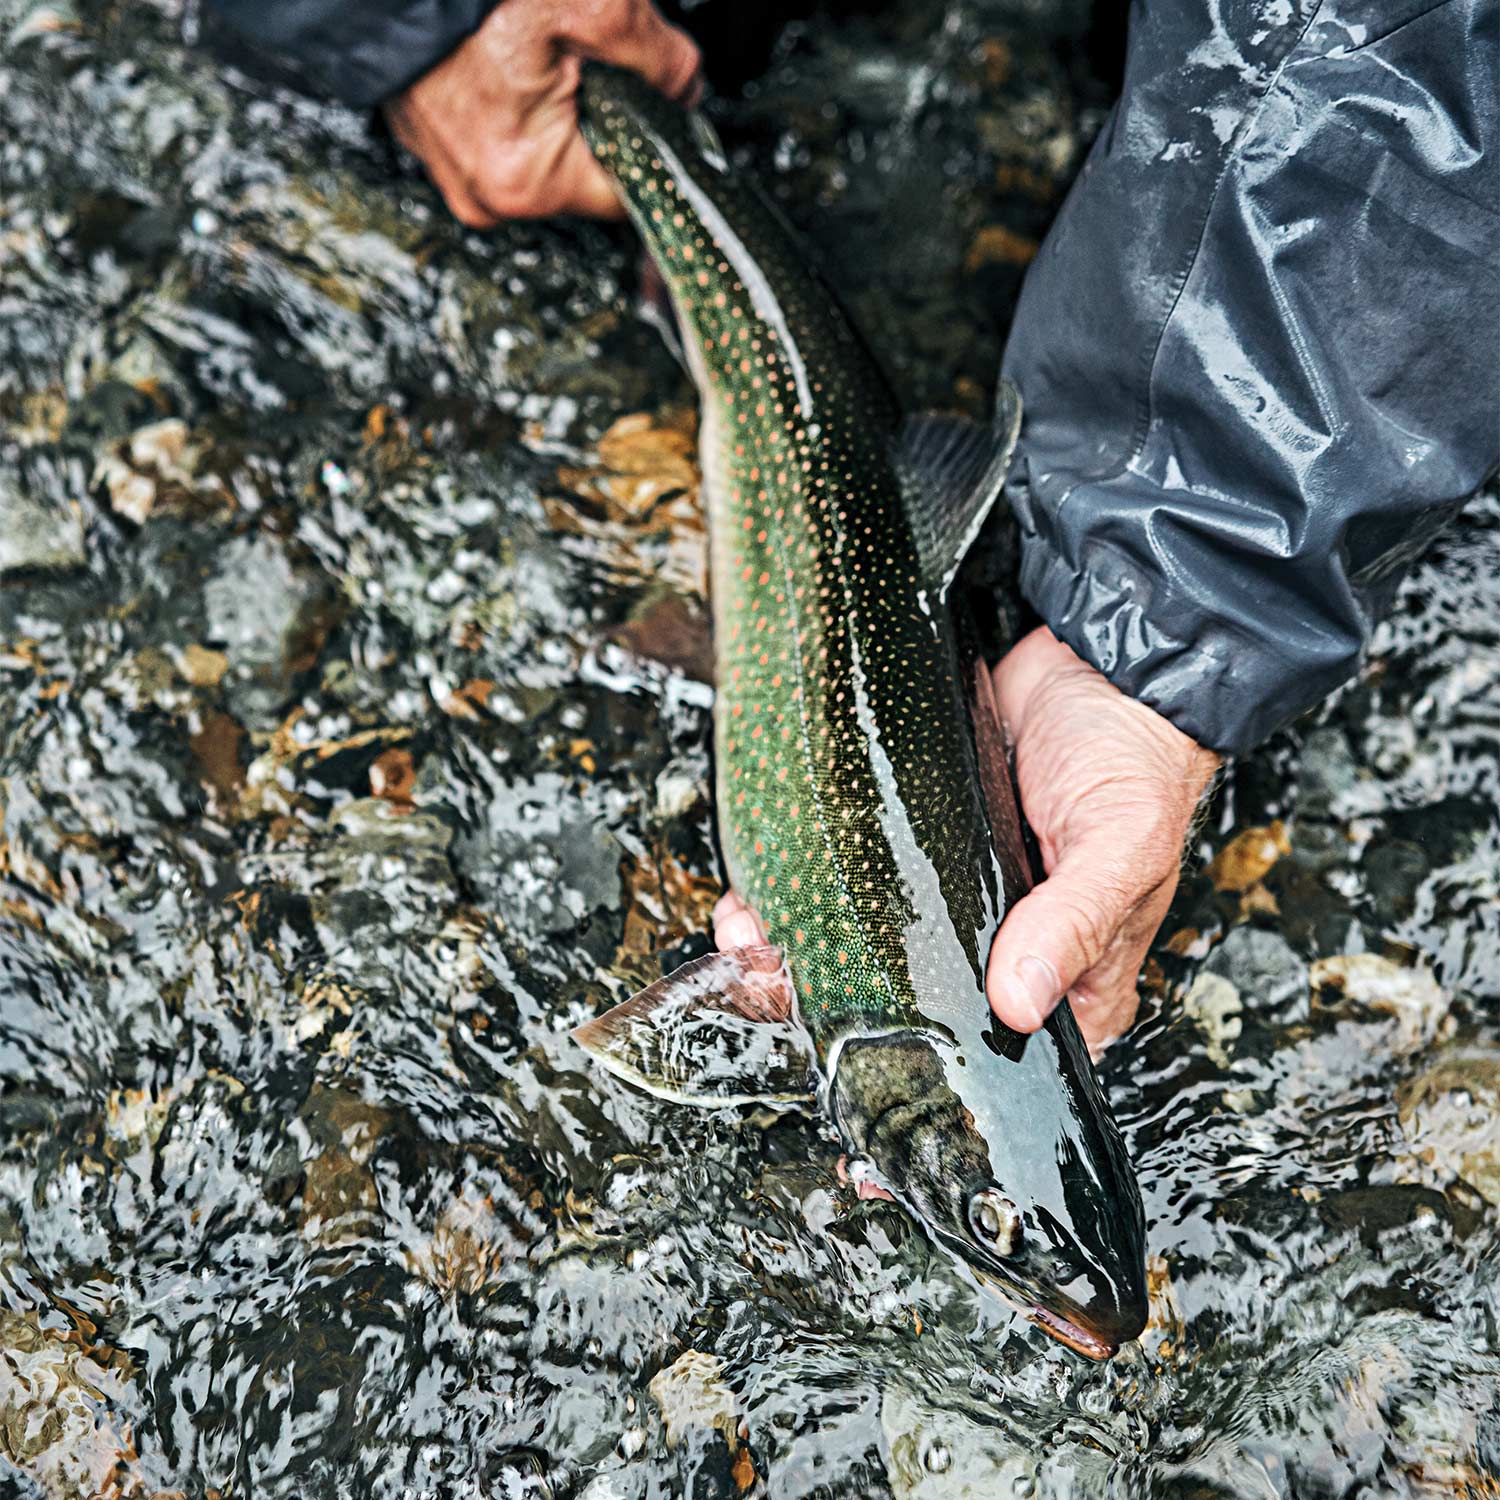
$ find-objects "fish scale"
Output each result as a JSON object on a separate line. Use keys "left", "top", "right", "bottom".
{"left": 585, "top": 73, "right": 1001, "bottom": 1052}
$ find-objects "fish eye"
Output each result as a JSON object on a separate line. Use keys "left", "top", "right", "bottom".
{"left": 967, "top": 1187, "right": 1023, "bottom": 1257}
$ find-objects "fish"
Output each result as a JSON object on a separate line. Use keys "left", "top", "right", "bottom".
{"left": 570, "top": 63, "right": 1147, "bottom": 1360}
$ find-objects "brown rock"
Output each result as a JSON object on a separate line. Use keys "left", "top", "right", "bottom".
{"left": 609, "top": 593, "right": 714, "bottom": 683}
{"left": 1208, "top": 820, "right": 1291, "bottom": 893}
{"left": 964, "top": 224, "right": 1039, "bottom": 272}
{"left": 548, "top": 407, "right": 706, "bottom": 599}
{"left": 369, "top": 746, "right": 415, "bottom": 804}
{"left": 178, "top": 643, "right": 228, "bottom": 687}
{"left": 188, "top": 710, "right": 246, "bottom": 801}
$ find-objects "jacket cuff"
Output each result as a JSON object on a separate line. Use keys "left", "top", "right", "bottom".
{"left": 1015, "top": 505, "right": 1363, "bottom": 757}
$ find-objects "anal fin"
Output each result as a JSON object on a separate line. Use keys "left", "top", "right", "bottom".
{"left": 572, "top": 946, "right": 819, "bottom": 1109}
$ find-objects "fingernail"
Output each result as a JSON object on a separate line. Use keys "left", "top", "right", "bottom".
{"left": 1013, "top": 955, "right": 1061, "bottom": 1030}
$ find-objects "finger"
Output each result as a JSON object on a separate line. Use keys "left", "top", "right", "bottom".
{"left": 989, "top": 625, "right": 1067, "bottom": 730}
{"left": 543, "top": 129, "right": 626, "bottom": 218}
{"left": 565, "top": 0, "right": 703, "bottom": 103}
{"left": 985, "top": 846, "right": 1151, "bottom": 1033}
{"left": 473, "top": 114, "right": 624, "bottom": 220}
{"left": 1067, "top": 875, "right": 1178, "bottom": 1053}
{"left": 713, "top": 890, "right": 767, "bottom": 951}
{"left": 1075, "top": 873, "right": 1177, "bottom": 1014}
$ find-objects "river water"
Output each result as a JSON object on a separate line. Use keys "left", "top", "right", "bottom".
{"left": 2, "top": 1, "right": 1497, "bottom": 1496}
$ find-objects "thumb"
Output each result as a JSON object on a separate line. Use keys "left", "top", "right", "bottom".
{"left": 985, "top": 846, "right": 1140, "bottom": 1033}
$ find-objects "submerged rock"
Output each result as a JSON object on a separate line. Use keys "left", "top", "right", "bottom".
{"left": 202, "top": 532, "right": 335, "bottom": 727}
{"left": 1398, "top": 1045, "right": 1500, "bottom": 1204}
{"left": 0, "top": 468, "right": 85, "bottom": 574}
{"left": 879, "top": 1381, "right": 1083, "bottom": 1500}
{"left": 0, "top": 1311, "right": 143, "bottom": 1500}
{"left": 1207, "top": 821, "right": 1291, "bottom": 894}
{"left": 1181, "top": 972, "right": 1242, "bottom": 1068}
{"left": 1203, "top": 925, "right": 1309, "bottom": 1019}
{"left": 1311, "top": 952, "right": 1448, "bottom": 1053}
{"left": 649, "top": 1351, "right": 737, "bottom": 1450}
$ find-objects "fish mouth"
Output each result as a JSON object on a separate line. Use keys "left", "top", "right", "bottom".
{"left": 1025, "top": 1303, "right": 1116, "bottom": 1361}
{"left": 966, "top": 1261, "right": 1132, "bottom": 1360}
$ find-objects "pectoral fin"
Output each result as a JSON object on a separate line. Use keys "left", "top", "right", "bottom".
{"left": 572, "top": 946, "right": 819, "bottom": 1108}
{"left": 894, "top": 380, "right": 1023, "bottom": 597}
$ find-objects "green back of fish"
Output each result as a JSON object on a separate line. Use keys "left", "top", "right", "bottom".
{"left": 581, "top": 68, "right": 1009, "bottom": 1058}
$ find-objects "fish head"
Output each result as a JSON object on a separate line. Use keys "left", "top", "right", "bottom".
{"left": 831, "top": 1024, "right": 1147, "bottom": 1359}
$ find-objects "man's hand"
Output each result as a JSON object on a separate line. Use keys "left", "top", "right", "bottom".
{"left": 384, "top": 0, "right": 701, "bottom": 225}
{"left": 984, "top": 627, "right": 1219, "bottom": 1051}
{"left": 712, "top": 627, "right": 1218, "bottom": 1055}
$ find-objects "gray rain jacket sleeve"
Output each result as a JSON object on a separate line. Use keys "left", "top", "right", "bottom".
{"left": 1002, "top": 0, "right": 1499, "bottom": 756}
{"left": 200, "top": 0, "right": 495, "bottom": 106}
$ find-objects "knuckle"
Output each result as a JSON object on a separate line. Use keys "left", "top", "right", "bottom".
{"left": 572, "top": 0, "right": 640, "bottom": 43}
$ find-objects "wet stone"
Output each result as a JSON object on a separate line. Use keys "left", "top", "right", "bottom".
{"left": 0, "top": 1311, "right": 145, "bottom": 1500}
{"left": 1310, "top": 952, "right": 1447, "bottom": 1054}
{"left": 1203, "top": 926, "right": 1309, "bottom": 1020}
{"left": 201, "top": 531, "right": 335, "bottom": 728}
{"left": 1360, "top": 837, "right": 1429, "bottom": 925}
{"left": 1206, "top": 821, "right": 1290, "bottom": 894}
{"left": 649, "top": 1350, "right": 738, "bottom": 1450}
{"left": 1180, "top": 973, "right": 1242, "bottom": 1069}
{"left": 0, "top": 471, "right": 86, "bottom": 575}
{"left": 1294, "top": 726, "right": 1365, "bottom": 821}
{"left": 1318, "top": 1185, "right": 1453, "bottom": 1247}
{"left": 881, "top": 1381, "right": 1049, "bottom": 1499}
{"left": 450, "top": 770, "right": 624, "bottom": 941}
{"left": 1397, "top": 1045, "right": 1500, "bottom": 1204}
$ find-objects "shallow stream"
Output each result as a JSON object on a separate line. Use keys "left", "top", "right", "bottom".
{"left": 2, "top": 1, "right": 1497, "bottom": 1495}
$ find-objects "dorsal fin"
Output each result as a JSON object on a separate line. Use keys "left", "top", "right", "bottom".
{"left": 893, "top": 381, "right": 1022, "bottom": 596}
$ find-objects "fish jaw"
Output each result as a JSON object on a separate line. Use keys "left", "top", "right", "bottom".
{"left": 1024, "top": 1305, "right": 1119, "bottom": 1362}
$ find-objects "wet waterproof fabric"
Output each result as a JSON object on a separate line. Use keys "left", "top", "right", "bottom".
{"left": 1003, "top": 0, "right": 1499, "bottom": 755}
{"left": 200, "top": 0, "right": 494, "bottom": 106}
